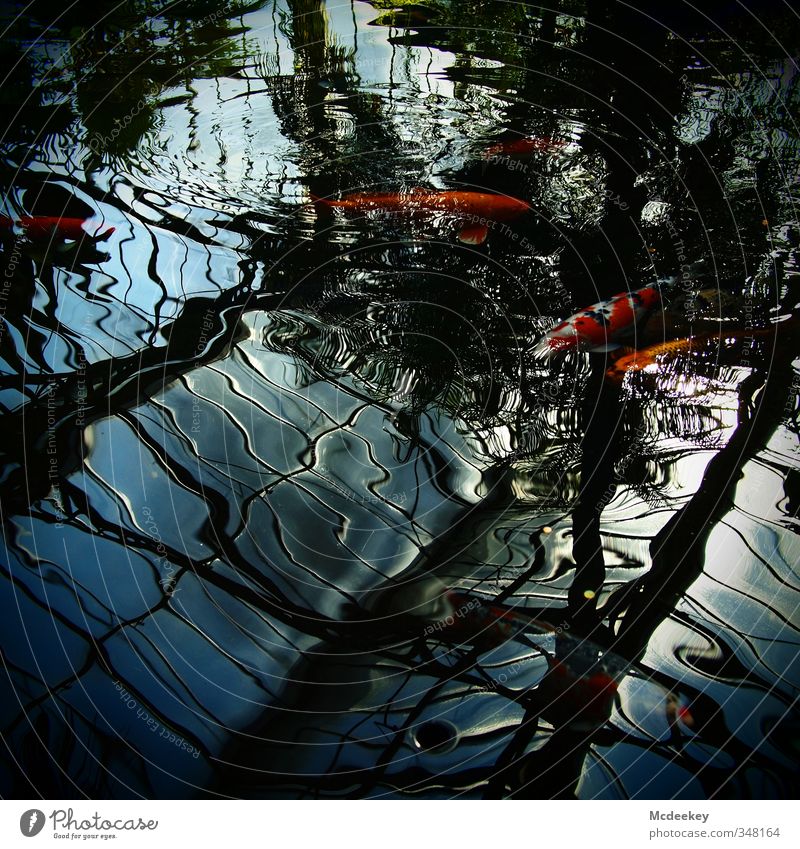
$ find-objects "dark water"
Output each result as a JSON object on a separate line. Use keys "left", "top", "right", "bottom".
{"left": 0, "top": 0, "right": 798, "bottom": 799}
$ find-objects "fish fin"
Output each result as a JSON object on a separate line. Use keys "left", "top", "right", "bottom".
{"left": 529, "top": 337, "right": 559, "bottom": 360}
{"left": 458, "top": 223, "right": 488, "bottom": 245}
{"left": 586, "top": 342, "right": 622, "bottom": 353}
{"left": 92, "top": 226, "right": 115, "bottom": 241}
{"left": 609, "top": 345, "right": 635, "bottom": 360}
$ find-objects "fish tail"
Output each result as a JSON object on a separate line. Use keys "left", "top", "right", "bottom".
{"left": 529, "top": 341, "right": 552, "bottom": 361}
{"left": 603, "top": 327, "right": 774, "bottom": 382}
{"left": 309, "top": 192, "right": 337, "bottom": 216}
{"left": 93, "top": 225, "right": 115, "bottom": 241}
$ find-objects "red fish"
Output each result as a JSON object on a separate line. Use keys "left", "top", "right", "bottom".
{"left": 484, "top": 136, "right": 568, "bottom": 158}
{"left": 0, "top": 215, "right": 115, "bottom": 241}
{"left": 436, "top": 590, "right": 693, "bottom": 732}
{"left": 532, "top": 284, "right": 662, "bottom": 357}
{"left": 311, "top": 188, "right": 530, "bottom": 245}
{"left": 536, "top": 658, "right": 619, "bottom": 729}
{"left": 665, "top": 691, "right": 695, "bottom": 730}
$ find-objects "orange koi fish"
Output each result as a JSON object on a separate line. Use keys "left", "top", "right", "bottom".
{"left": 532, "top": 284, "right": 663, "bottom": 357}
{"left": 605, "top": 322, "right": 798, "bottom": 383}
{"left": 484, "top": 136, "right": 568, "bottom": 158}
{"left": 310, "top": 188, "right": 530, "bottom": 245}
{"left": 605, "top": 333, "right": 720, "bottom": 383}
{"left": 0, "top": 215, "right": 115, "bottom": 241}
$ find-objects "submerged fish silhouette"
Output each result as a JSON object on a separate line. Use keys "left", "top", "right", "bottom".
{"left": 532, "top": 284, "right": 663, "bottom": 357}
{"left": 370, "top": 4, "right": 436, "bottom": 28}
{"left": 219, "top": 576, "right": 694, "bottom": 796}
{"left": 0, "top": 215, "right": 115, "bottom": 241}
{"left": 310, "top": 188, "right": 530, "bottom": 244}
{"left": 439, "top": 590, "right": 693, "bottom": 733}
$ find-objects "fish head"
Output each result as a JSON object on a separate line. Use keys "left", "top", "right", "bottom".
{"left": 500, "top": 196, "right": 532, "bottom": 218}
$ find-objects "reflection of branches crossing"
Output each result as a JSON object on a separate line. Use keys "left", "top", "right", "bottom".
{"left": 2, "top": 282, "right": 798, "bottom": 797}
